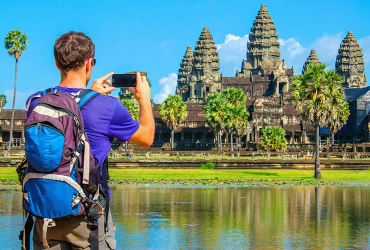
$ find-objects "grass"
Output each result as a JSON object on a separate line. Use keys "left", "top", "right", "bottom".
{"left": 2, "top": 167, "right": 370, "bottom": 181}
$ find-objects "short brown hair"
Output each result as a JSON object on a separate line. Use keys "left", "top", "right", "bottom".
{"left": 54, "top": 31, "right": 95, "bottom": 72}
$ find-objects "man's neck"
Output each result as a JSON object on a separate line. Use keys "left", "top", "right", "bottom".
{"left": 59, "top": 69, "right": 88, "bottom": 88}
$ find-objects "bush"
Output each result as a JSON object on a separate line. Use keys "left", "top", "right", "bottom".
{"left": 200, "top": 161, "right": 215, "bottom": 169}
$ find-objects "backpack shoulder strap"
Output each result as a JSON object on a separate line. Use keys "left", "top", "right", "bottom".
{"left": 76, "top": 89, "right": 100, "bottom": 109}
{"left": 26, "top": 88, "right": 56, "bottom": 111}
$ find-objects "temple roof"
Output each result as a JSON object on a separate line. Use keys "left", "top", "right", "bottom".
{"left": 344, "top": 86, "right": 370, "bottom": 102}
{"left": 223, "top": 77, "right": 251, "bottom": 85}
{"left": 0, "top": 109, "right": 26, "bottom": 120}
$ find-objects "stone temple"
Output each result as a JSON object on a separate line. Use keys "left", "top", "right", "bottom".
{"left": 0, "top": 4, "right": 368, "bottom": 150}
{"left": 152, "top": 3, "right": 368, "bottom": 150}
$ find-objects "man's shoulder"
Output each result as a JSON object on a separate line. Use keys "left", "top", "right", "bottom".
{"left": 89, "top": 94, "right": 121, "bottom": 105}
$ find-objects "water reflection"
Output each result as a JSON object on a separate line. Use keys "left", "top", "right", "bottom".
{"left": 1, "top": 186, "right": 370, "bottom": 249}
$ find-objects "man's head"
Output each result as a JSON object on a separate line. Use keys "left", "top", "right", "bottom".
{"left": 54, "top": 31, "right": 95, "bottom": 83}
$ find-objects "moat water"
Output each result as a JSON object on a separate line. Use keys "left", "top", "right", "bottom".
{"left": 1, "top": 185, "right": 370, "bottom": 249}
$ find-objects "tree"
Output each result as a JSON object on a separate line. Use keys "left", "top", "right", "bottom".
{"left": 0, "top": 94, "right": 7, "bottom": 108}
{"left": 120, "top": 98, "right": 140, "bottom": 150}
{"left": 159, "top": 95, "right": 188, "bottom": 150}
{"left": 325, "top": 70, "right": 350, "bottom": 145}
{"left": 258, "top": 126, "right": 287, "bottom": 152}
{"left": 120, "top": 98, "right": 139, "bottom": 121}
{"left": 204, "top": 92, "right": 228, "bottom": 151}
{"left": 229, "top": 107, "right": 249, "bottom": 151}
{"left": 5, "top": 30, "right": 28, "bottom": 150}
{"left": 221, "top": 88, "right": 249, "bottom": 151}
{"left": 291, "top": 63, "right": 349, "bottom": 179}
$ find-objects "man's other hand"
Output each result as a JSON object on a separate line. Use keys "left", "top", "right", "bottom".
{"left": 91, "top": 72, "right": 116, "bottom": 94}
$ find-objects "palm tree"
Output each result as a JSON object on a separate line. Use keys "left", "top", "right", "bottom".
{"left": 120, "top": 98, "right": 140, "bottom": 150}
{"left": 291, "top": 63, "right": 349, "bottom": 179}
{"left": 120, "top": 98, "right": 140, "bottom": 121}
{"left": 325, "top": 70, "right": 350, "bottom": 145}
{"left": 5, "top": 30, "right": 28, "bottom": 151}
{"left": 0, "top": 94, "right": 7, "bottom": 109}
{"left": 327, "top": 99, "right": 350, "bottom": 145}
{"left": 204, "top": 92, "right": 228, "bottom": 151}
{"left": 229, "top": 107, "right": 249, "bottom": 151}
{"left": 221, "top": 88, "right": 248, "bottom": 151}
{"left": 159, "top": 95, "right": 188, "bottom": 150}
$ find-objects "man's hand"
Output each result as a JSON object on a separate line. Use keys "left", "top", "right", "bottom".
{"left": 90, "top": 72, "right": 116, "bottom": 94}
{"left": 128, "top": 72, "right": 154, "bottom": 148}
{"left": 129, "top": 72, "right": 151, "bottom": 104}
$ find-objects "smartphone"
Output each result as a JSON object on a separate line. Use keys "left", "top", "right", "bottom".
{"left": 112, "top": 74, "right": 137, "bottom": 88}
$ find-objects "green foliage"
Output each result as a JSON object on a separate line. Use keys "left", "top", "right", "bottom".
{"left": 291, "top": 63, "right": 349, "bottom": 129}
{"left": 5, "top": 30, "right": 28, "bottom": 60}
{"left": 0, "top": 94, "right": 7, "bottom": 107}
{"left": 200, "top": 161, "right": 215, "bottom": 169}
{"left": 159, "top": 95, "right": 188, "bottom": 130}
{"left": 290, "top": 63, "right": 349, "bottom": 179}
{"left": 204, "top": 88, "right": 249, "bottom": 150}
{"left": 258, "top": 126, "right": 287, "bottom": 152}
{"left": 120, "top": 98, "right": 140, "bottom": 121}
{"left": 204, "top": 92, "right": 228, "bottom": 134}
{"left": 159, "top": 95, "right": 188, "bottom": 150}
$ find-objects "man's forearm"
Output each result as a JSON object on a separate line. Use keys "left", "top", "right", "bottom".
{"left": 137, "top": 99, "right": 155, "bottom": 147}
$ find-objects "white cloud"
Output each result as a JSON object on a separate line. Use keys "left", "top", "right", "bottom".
{"left": 4, "top": 89, "right": 35, "bottom": 109}
{"left": 153, "top": 73, "right": 178, "bottom": 104}
{"left": 279, "top": 33, "right": 343, "bottom": 74}
{"left": 216, "top": 34, "right": 249, "bottom": 62}
{"left": 279, "top": 38, "right": 308, "bottom": 74}
{"left": 279, "top": 38, "right": 306, "bottom": 58}
{"left": 310, "top": 33, "right": 343, "bottom": 69}
{"left": 216, "top": 33, "right": 249, "bottom": 76}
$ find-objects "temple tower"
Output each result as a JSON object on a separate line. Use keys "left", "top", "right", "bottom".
{"left": 176, "top": 46, "right": 193, "bottom": 101}
{"left": 236, "top": 4, "right": 291, "bottom": 96}
{"left": 302, "top": 50, "right": 321, "bottom": 74}
{"left": 243, "top": 4, "right": 280, "bottom": 73}
{"left": 335, "top": 31, "right": 367, "bottom": 88}
{"left": 188, "top": 27, "right": 222, "bottom": 102}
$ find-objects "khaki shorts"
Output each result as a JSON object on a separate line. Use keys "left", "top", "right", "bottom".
{"left": 33, "top": 209, "right": 116, "bottom": 250}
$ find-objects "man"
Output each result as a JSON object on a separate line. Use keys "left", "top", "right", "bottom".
{"left": 27, "top": 31, "right": 155, "bottom": 249}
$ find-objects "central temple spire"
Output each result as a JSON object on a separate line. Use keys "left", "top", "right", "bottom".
{"left": 247, "top": 4, "right": 281, "bottom": 69}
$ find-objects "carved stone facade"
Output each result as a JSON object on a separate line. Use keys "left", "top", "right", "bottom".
{"left": 176, "top": 27, "right": 222, "bottom": 103}
{"left": 241, "top": 4, "right": 281, "bottom": 74}
{"left": 168, "top": 4, "right": 312, "bottom": 148}
{"left": 154, "top": 3, "right": 369, "bottom": 149}
{"left": 335, "top": 31, "right": 367, "bottom": 88}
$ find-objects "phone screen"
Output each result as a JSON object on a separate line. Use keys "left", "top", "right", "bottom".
{"left": 112, "top": 74, "right": 137, "bottom": 88}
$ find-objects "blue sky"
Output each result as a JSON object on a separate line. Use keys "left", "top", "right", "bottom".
{"left": 1, "top": 0, "right": 369, "bottom": 109}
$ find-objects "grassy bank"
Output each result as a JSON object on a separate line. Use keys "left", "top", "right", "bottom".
{"left": 2, "top": 168, "right": 370, "bottom": 187}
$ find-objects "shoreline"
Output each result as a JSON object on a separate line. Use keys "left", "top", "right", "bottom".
{"left": 2, "top": 179, "right": 370, "bottom": 189}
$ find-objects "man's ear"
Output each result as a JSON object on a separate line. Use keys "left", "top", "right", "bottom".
{"left": 85, "top": 59, "right": 92, "bottom": 73}
{"left": 55, "top": 60, "right": 61, "bottom": 70}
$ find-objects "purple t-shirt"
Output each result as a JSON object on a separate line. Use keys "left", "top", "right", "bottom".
{"left": 26, "top": 86, "right": 140, "bottom": 191}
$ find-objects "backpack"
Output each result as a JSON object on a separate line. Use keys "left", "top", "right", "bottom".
{"left": 19, "top": 88, "right": 103, "bottom": 249}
